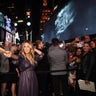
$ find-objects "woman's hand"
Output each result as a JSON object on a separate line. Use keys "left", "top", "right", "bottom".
{"left": 4, "top": 51, "right": 12, "bottom": 58}
{"left": 85, "top": 80, "right": 90, "bottom": 85}
{"left": 34, "top": 48, "right": 43, "bottom": 56}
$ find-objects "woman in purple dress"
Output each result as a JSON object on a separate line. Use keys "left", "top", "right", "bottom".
{"left": 2, "top": 40, "right": 43, "bottom": 96}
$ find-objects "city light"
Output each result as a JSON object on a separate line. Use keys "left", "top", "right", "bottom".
{"left": 27, "top": 22, "right": 31, "bottom": 26}
{"left": 17, "top": 20, "right": 24, "bottom": 23}
{"left": 14, "top": 22, "right": 18, "bottom": 26}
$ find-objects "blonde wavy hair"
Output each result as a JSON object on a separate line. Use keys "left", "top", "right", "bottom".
{"left": 20, "top": 40, "right": 37, "bottom": 64}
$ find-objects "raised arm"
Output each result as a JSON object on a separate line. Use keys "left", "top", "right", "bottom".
{"left": 0, "top": 47, "right": 18, "bottom": 59}
{"left": 34, "top": 48, "right": 43, "bottom": 56}
{"left": 0, "top": 47, "right": 7, "bottom": 53}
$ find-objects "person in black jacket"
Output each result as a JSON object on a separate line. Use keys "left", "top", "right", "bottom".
{"left": 35, "top": 40, "right": 50, "bottom": 96}
{"left": 78, "top": 43, "right": 96, "bottom": 96}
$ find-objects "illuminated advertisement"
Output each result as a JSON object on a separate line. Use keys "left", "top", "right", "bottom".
{"left": 43, "top": 0, "right": 96, "bottom": 43}
{"left": 5, "top": 16, "right": 12, "bottom": 43}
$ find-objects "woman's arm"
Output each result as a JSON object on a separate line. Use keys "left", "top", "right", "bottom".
{"left": 0, "top": 47, "right": 7, "bottom": 53}
{"left": 0, "top": 47, "right": 18, "bottom": 59}
{"left": 0, "top": 47, "right": 11, "bottom": 58}
{"left": 34, "top": 48, "right": 43, "bottom": 56}
{"left": 34, "top": 48, "right": 44, "bottom": 61}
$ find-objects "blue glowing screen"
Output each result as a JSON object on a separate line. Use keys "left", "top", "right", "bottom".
{"left": 43, "top": 0, "right": 96, "bottom": 43}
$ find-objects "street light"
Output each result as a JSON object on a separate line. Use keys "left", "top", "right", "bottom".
{"left": 27, "top": 22, "right": 31, "bottom": 26}
{"left": 14, "top": 22, "right": 18, "bottom": 27}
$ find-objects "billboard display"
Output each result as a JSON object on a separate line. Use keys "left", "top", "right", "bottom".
{"left": 43, "top": 0, "right": 96, "bottom": 43}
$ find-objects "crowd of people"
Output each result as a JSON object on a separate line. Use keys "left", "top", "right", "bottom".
{"left": 0, "top": 35, "right": 96, "bottom": 96}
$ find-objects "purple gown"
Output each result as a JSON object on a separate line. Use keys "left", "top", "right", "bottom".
{"left": 15, "top": 55, "right": 38, "bottom": 96}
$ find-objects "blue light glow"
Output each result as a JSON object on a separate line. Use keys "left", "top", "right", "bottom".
{"left": 55, "top": 2, "right": 76, "bottom": 37}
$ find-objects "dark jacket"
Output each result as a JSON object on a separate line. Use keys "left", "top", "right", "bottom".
{"left": 79, "top": 51, "right": 95, "bottom": 81}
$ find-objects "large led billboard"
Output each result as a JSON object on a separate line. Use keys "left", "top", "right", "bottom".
{"left": 43, "top": 0, "right": 96, "bottom": 43}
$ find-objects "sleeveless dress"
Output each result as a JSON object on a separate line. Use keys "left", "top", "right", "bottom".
{"left": 14, "top": 54, "right": 38, "bottom": 96}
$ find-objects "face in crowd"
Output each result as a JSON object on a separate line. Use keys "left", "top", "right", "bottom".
{"left": 83, "top": 43, "right": 90, "bottom": 53}
{"left": 21, "top": 41, "right": 34, "bottom": 55}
